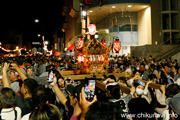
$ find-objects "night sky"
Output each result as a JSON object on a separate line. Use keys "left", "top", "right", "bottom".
{"left": 0, "top": 0, "right": 65, "bottom": 47}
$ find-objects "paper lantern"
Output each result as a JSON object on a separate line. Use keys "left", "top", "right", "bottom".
{"left": 101, "top": 40, "right": 106, "bottom": 46}
{"left": 113, "top": 38, "right": 121, "bottom": 53}
{"left": 77, "top": 56, "right": 82, "bottom": 64}
{"left": 75, "top": 37, "right": 84, "bottom": 50}
{"left": 88, "top": 24, "right": 97, "bottom": 35}
{"left": 68, "top": 40, "right": 74, "bottom": 51}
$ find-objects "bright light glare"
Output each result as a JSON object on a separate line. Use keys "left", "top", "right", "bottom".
{"left": 44, "top": 41, "right": 48, "bottom": 45}
{"left": 128, "top": 5, "right": 132, "bottom": 7}
{"left": 35, "top": 19, "right": 39, "bottom": 23}
{"left": 89, "top": 11, "right": 93, "bottom": 13}
{"left": 112, "top": 6, "right": 116, "bottom": 8}
{"left": 82, "top": 11, "right": 87, "bottom": 17}
{"left": 37, "top": 34, "right": 41, "bottom": 37}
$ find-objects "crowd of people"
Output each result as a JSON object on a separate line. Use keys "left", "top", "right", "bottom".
{"left": 0, "top": 54, "right": 179, "bottom": 120}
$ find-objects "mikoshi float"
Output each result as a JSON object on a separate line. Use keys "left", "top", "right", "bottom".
{"left": 69, "top": 24, "right": 120, "bottom": 74}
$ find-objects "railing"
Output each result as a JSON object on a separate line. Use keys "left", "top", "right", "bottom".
{"left": 160, "top": 38, "right": 180, "bottom": 45}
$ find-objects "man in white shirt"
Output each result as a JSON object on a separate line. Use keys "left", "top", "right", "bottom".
{"left": 0, "top": 88, "right": 22, "bottom": 120}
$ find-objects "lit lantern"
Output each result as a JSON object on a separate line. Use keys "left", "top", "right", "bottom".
{"left": 100, "top": 55, "right": 104, "bottom": 62}
{"left": 77, "top": 56, "right": 82, "bottom": 64}
{"left": 75, "top": 37, "right": 84, "bottom": 50}
{"left": 113, "top": 38, "right": 121, "bottom": 53}
{"left": 101, "top": 39, "right": 106, "bottom": 46}
{"left": 68, "top": 40, "right": 74, "bottom": 51}
{"left": 88, "top": 24, "right": 97, "bottom": 35}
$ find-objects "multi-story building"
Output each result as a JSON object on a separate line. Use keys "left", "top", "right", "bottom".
{"left": 62, "top": 0, "right": 180, "bottom": 57}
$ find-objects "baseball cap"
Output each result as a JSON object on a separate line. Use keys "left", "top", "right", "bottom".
{"left": 169, "top": 93, "right": 180, "bottom": 115}
{"left": 26, "top": 66, "right": 34, "bottom": 70}
{"left": 66, "top": 84, "right": 83, "bottom": 101}
{"left": 10, "top": 70, "right": 19, "bottom": 76}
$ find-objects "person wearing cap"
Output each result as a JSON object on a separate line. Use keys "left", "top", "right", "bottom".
{"left": 26, "top": 66, "right": 48, "bottom": 86}
{"left": 49, "top": 74, "right": 83, "bottom": 119}
{"left": 8, "top": 69, "right": 22, "bottom": 92}
{"left": 2, "top": 62, "right": 38, "bottom": 116}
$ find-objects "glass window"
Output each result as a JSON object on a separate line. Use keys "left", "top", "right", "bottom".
{"left": 170, "top": 0, "right": 178, "bottom": 11}
{"left": 162, "top": 14, "right": 170, "bottom": 30}
{"left": 118, "top": 12, "right": 131, "bottom": 31}
{"left": 96, "top": 12, "right": 138, "bottom": 32}
{"left": 162, "top": 0, "right": 169, "bottom": 11}
{"left": 172, "top": 32, "right": 179, "bottom": 44}
{"left": 163, "top": 32, "right": 170, "bottom": 44}
{"left": 171, "top": 13, "right": 179, "bottom": 29}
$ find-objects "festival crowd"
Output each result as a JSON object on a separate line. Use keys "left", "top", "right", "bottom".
{"left": 0, "top": 54, "right": 179, "bottom": 120}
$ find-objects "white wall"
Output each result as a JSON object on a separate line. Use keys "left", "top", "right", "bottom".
{"left": 138, "top": 7, "right": 152, "bottom": 46}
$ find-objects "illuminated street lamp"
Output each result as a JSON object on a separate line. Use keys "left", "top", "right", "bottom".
{"left": 37, "top": 34, "right": 41, "bottom": 37}
{"left": 82, "top": 10, "right": 87, "bottom": 17}
{"left": 35, "top": 19, "right": 39, "bottom": 23}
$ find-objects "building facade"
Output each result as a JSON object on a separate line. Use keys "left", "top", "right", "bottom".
{"left": 62, "top": 0, "right": 180, "bottom": 56}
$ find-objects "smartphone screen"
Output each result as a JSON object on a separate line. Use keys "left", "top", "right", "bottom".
{"left": 84, "top": 77, "right": 96, "bottom": 101}
{"left": 48, "top": 70, "right": 53, "bottom": 83}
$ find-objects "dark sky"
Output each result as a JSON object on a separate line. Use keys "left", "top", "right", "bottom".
{"left": 0, "top": 0, "right": 65, "bottom": 46}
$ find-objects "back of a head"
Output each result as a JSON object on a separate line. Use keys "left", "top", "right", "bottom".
{"left": 128, "top": 98, "right": 150, "bottom": 120}
{"left": 85, "top": 101, "right": 125, "bottom": 120}
{"left": 29, "top": 103, "right": 62, "bottom": 120}
{"left": 166, "top": 84, "right": 180, "bottom": 98}
{"left": 32, "top": 86, "right": 55, "bottom": 108}
{"left": 0, "top": 88, "right": 16, "bottom": 108}
{"left": 24, "top": 79, "right": 38, "bottom": 95}
{"left": 106, "top": 85, "right": 120, "bottom": 99}
{"left": 107, "top": 75, "right": 116, "bottom": 82}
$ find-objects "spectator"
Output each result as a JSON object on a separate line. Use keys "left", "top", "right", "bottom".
{"left": 158, "top": 63, "right": 174, "bottom": 84}
{"left": 21, "top": 86, "right": 56, "bottom": 120}
{"left": 49, "top": 75, "right": 83, "bottom": 119}
{"left": 2, "top": 62, "right": 38, "bottom": 116}
{"left": 0, "top": 88, "right": 22, "bottom": 120}
{"left": 139, "top": 63, "right": 150, "bottom": 81}
{"left": 37, "top": 59, "right": 46, "bottom": 76}
{"left": 105, "top": 82, "right": 135, "bottom": 114}
{"left": 29, "top": 104, "right": 62, "bottom": 120}
{"left": 128, "top": 98, "right": 152, "bottom": 120}
{"left": 26, "top": 66, "right": 48, "bottom": 86}
{"left": 162, "top": 84, "right": 180, "bottom": 120}
{"left": 8, "top": 69, "right": 21, "bottom": 92}
{"left": 124, "top": 62, "right": 132, "bottom": 73}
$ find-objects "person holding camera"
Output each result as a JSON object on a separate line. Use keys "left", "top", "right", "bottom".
{"left": 158, "top": 63, "right": 174, "bottom": 84}
{"left": 2, "top": 62, "right": 38, "bottom": 116}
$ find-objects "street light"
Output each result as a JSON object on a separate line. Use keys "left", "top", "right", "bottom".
{"left": 82, "top": 10, "right": 87, "bottom": 17}
{"left": 35, "top": 19, "right": 39, "bottom": 23}
{"left": 37, "top": 34, "right": 41, "bottom": 37}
